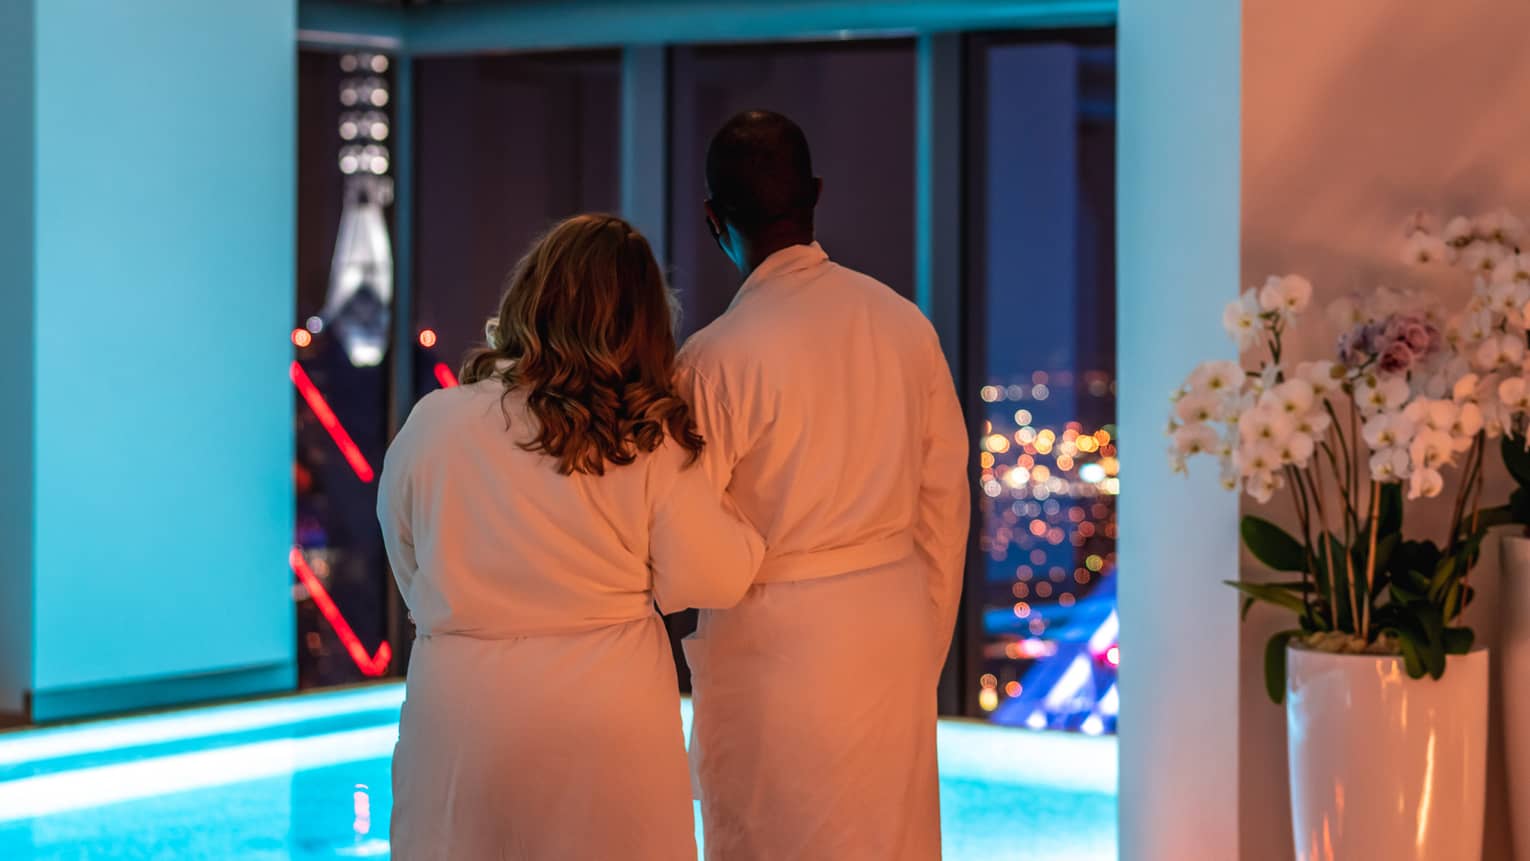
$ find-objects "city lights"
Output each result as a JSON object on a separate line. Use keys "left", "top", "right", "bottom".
{"left": 289, "top": 547, "right": 392, "bottom": 677}
{"left": 975, "top": 371, "right": 1118, "bottom": 732}
{"left": 289, "top": 361, "right": 376, "bottom": 483}
{"left": 979, "top": 688, "right": 999, "bottom": 712}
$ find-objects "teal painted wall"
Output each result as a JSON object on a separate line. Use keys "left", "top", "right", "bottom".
{"left": 29, "top": 0, "right": 296, "bottom": 703}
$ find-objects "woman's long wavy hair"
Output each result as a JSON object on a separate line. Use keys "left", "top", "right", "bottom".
{"left": 459, "top": 214, "right": 704, "bottom": 476}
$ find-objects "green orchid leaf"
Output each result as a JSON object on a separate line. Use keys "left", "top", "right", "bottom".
{"left": 1429, "top": 555, "right": 1458, "bottom": 602}
{"left": 1241, "top": 516, "right": 1308, "bottom": 573}
{"left": 1443, "top": 582, "right": 1463, "bottom": 622}
{"left": 1395, "top": 628, "right": 1426, "bottom": 679}
{"left": 1370, "top": 603, "right": 1404, "bottom": 630}
{"left": 1370, "top": 532, "right": 1400, "bottom": 581}
{"left": 1410, "top": 601, "right": 1447, "bottom": 680}
{"left": 1224, "top": 581, "right": 1307, "bottom": 616}
{"left": 1389, "top": 540, "right": 1443, "bottom": 582}
{"left": 1370, "top": 563, "right": 1393, "bottom": 599}
{"left": 1478, "top": 504, "right": 1516, "bottom": 530}
{"left": 1460, "top": 530, "right": 1486, "bottom": 558}
{"left": 1381, "top": 605, "right": 1433, "bottom": 681}
{"left": 1396, "top": 568, "right": 1431, "bottom": 595}
{"left": 1265, "top": 630, "right": 1301, "bottom": 705}
{"left": 1444, "top": 627, "right": 1475, "bottom": 655}
{"left": 1512, "top": 487, "right": 1530, "bottom": 526}
{"left": 1502, "top": 433, "right": 1530, "bottom": 488}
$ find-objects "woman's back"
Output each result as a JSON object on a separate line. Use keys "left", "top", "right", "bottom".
{"left": 383, "top": 371, "right": 762, "bottom": 861}
{"left": 380, "top": 378, "right": 751, "bottom": 640}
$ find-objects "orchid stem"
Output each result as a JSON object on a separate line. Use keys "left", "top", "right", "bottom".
{"left": 1363, "top": 481, "right": 1379, "bottom": 642}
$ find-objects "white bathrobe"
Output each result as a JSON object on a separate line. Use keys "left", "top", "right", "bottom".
{"left": 678, "top": 242, "right": 970, "bottom": 861}
{"left": 377, "top": 380, "right": 764, "bottom": 861}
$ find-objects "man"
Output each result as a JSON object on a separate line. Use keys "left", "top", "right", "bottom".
{"left": 678, "top": 110, "right": 970, "bottom": 860}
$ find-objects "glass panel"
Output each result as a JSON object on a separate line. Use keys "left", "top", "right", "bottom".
{"left": 294, "top": 49, "right": 399, "bottom": 687}
{"left": 966, "top": 34, "right": 1118, "bottom": 731}
{"left": 667, "top": 40, "right": 917, "bottom": 337}
{"left": 412, "top": 50, "right": 622, "bottom": 392}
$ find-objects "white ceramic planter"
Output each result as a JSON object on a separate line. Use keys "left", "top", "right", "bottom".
{"left": 1503, "top": 535, "right": 1530, "bottom": 861}
{"left": 1286, "top": 645, "right": 1489, "bottom": 861}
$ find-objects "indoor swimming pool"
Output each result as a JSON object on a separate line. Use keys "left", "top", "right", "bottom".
{"left": 0, "top": 684, "right": 1117, "bottom": 860}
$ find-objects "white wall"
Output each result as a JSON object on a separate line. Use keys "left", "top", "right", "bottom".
{"left": 1239, "top": 1, "right": 1530, "bottom": 857}
{"left": 1117, "top": 1, "right": 1244, "bottom": 858}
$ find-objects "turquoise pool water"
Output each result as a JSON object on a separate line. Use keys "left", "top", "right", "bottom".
{"left": 0, "top": 685, "right": 1116, "bottom": 860}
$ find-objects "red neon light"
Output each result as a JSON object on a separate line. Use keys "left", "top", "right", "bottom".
{"left": 433, "top": 362, "right": 459, "bottom": 388}
{"left": 290, "top": 547, "right": 392, "bottom": 677}
{"left": 290, "top": 361, "right": 376, "bottom": 483}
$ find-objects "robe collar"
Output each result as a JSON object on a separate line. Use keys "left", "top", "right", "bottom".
{"left": 730, "top": 242, "right": 830, "bottom": 310}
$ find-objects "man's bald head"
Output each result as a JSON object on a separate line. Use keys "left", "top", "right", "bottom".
{"left": 705, "top": 110, "right": 818, "bottom": 235}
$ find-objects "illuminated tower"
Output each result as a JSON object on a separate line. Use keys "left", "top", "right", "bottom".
{"left": 322, "top": 53, "right": 394, "bottom": 368}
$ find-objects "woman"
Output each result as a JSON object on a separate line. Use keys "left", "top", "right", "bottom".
{"left": 379, "top": 214, "right": 764, "bottom": 860}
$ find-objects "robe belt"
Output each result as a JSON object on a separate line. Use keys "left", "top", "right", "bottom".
{"left": 753, "top": 534, "right": 916, "bottom": 584}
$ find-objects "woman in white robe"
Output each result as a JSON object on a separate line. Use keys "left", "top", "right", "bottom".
{"left": 378, "top": 214, "right": 764, "bottom": 861}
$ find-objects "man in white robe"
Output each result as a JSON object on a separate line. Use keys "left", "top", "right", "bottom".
{"left": 679, "top": 110, "right": 970, "bottom": 860}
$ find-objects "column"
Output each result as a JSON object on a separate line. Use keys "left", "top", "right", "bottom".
{"left": 1117, "top": 0, "right": 1244, "bottom": 857}
{"left": 1, "top": 0, "right": 299, "bottom": 721}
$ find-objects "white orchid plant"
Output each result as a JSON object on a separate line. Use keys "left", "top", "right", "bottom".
{"left": 1402, "top": 209, "right": 1530, "bottom": 525}
{"left": 1166, "top": 214, "right": 1530, "bottom": 702}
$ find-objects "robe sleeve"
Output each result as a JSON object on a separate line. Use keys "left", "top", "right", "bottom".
{"left": 377, "top": 426, "right": 420, "bottom": 604}
{"left": 675, "top": 363, "right": 745, "bottom": 493}
{"left": 916, "top": 331, "right": 972, "bottom": 665}
{"left": 649, "top": 443, "right": 766, "bottom": 614}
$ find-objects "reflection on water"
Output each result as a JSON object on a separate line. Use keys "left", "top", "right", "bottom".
{"left": 0, "top": 687, "right": 1116, "bottom": 860}
{"left": 0, "top": 762, "right": 1115, "bottom": 861}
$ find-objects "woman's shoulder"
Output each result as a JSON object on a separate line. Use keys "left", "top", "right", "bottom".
{"left": 397, "top": 381, "right": 514, "bottom": 443}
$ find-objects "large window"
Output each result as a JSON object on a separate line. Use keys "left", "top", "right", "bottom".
{"left": 294, "top": 48, "right": 398, "bottom": 688}
{"left": 667, "top": 40, "right": 917, "bottom": 336}
{"left": 413, "top": 51, "right": 622, "bottom": 384}
{"left": 293, "top": 30, "right": 1119, "bottom": 733}
{"left": 292, "top": 48, "right": 622, "bottom": 690}
{"left": 964, "top": 33, "right": 1118, "bottom": 730}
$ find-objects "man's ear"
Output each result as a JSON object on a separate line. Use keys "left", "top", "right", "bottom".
{"left": 703, "top": 199, "right": 724, "bottom": 239}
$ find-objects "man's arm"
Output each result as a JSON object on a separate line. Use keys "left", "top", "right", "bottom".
{"left": 915, "top": 332, "right": 971, "bottom": 669}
